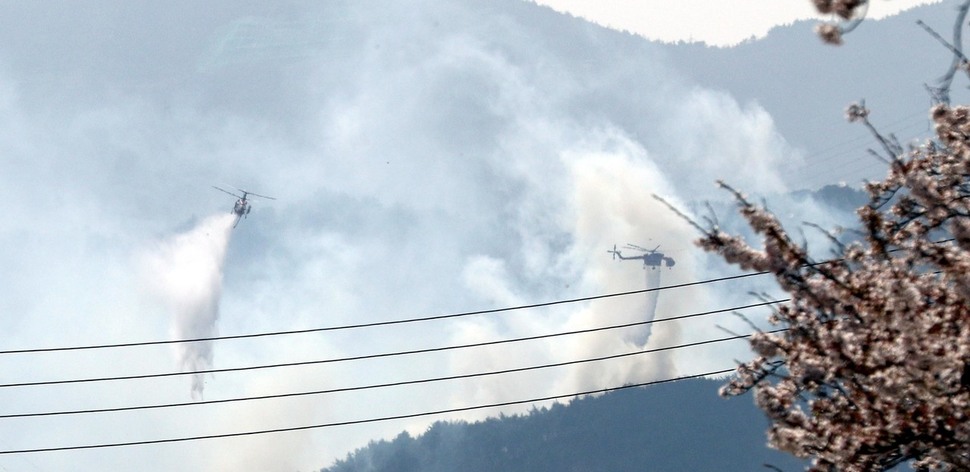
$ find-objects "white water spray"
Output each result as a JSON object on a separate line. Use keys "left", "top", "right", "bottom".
{"left": 628, "top": 268, "right": 661, "bottom": 347}
{"left": 145, "top": 213, "right": 235, "bottom": 398}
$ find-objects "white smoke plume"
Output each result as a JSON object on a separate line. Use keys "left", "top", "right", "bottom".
{"left": 566, "top": 144, "right": 693, "bottom": 347}
{"left": 144, "top": 213, "right": 235, "bottom": 398}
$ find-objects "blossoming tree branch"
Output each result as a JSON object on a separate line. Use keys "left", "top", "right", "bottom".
{"left": 663, "top": 1, "right": 970, "bottom": 470}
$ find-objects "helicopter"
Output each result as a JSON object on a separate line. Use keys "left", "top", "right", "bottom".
{"left": 608, "top": 243, "right": 675, "bottom": 269}
{"left": 212, "top": 185, "right": 276, "bottom": 228}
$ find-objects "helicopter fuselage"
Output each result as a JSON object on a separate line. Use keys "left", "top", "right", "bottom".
{"left": 609, "top": 244, "right": 675, "bottom": 269}
{"left": 233, "top": 198, "right": 250, "bottom": 216}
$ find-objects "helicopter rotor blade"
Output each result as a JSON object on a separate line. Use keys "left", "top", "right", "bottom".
{"left": 213, "top": 186, "right": 243, "bottom": 199}
{"left": 625, "top": 243, "right": 649, "bottom": 252}
{"left": 232, "top": 187, "right": 276, "bottom": 200}
{"left": 243, "top": 191, "right": 276, "bottom": 200}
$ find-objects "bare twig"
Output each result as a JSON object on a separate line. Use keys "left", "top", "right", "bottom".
{"left": 918, "top": 0, "right": 970, "bottom": 104}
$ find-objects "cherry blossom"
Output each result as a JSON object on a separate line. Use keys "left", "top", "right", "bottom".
{"left": 686, "top": 3, "right": 970, "bottom": 466}
{"left": 699, "top": 105, "right": 970, "bottom": 471}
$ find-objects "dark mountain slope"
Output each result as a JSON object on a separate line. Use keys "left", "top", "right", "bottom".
{"left": 321, "top": 378, "right": 806, "bottom": 472}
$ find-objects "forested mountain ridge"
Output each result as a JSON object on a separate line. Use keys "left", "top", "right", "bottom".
{"left": 322, "top": 378, "right": 806, "bottom": 472}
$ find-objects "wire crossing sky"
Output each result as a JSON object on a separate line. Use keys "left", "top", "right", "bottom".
{"left": 0, "top": 368, "right": 736, "bottom": 455}
{"left": 0, "top": 270, "right": 772, "bottom": 355}
{"left": 0, "top": 300, "right": 784, "bottom": 389}
{"left": 1, "top": 332, "right": 767, "bottom": 420}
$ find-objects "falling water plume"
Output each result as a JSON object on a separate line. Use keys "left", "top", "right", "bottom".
{"left": 146, "top": 213, "right": 235, "bottom": 398}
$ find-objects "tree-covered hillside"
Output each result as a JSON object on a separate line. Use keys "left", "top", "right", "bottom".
{"left": 322, "top": 378, "right": 806, "bottom": 472}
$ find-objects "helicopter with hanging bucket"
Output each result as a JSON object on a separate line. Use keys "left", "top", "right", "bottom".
{"left": 607, "top": 243, "right": 675, "bottom": 269}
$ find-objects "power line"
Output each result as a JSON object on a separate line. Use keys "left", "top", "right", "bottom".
{"left": 804, "top": 128, "right": 934, "bottom": 185}
{"left": 0, "top": 367, "right": 737, "bottom": 455}
{"left": 0, "top": 270, "right": 772, "bottom": 356}
{"left": 8, "top": 232, "right": 950, "bottom": 358}
{"left": 788, "top": 111, "right": 935, "bottom": 188}
{"left": 0, "top": 331, "right": 776, "bottom": 419}
{"left": 0, "top": 300, "right": 785, "bottom": 389}
{"left": 802, "top": 113, "right": 929, "bottom": 167}
{"left": 7, "top": 238, "right": 948, "bottom": 387}
{"left": 3, "top": 224, "right": 946, "bottom": 456}
{"left": 1, "top": 231, "right": 945, "bottom": 454}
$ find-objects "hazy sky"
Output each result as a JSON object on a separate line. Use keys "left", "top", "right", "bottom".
{"left": 532, "top": 0, "right": 943, "bottom": 45}
{"left": 0, "top": 1, "right": 939, "bottom": 471}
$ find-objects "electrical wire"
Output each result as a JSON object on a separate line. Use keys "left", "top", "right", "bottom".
{"left": 0, "top": 232, "right": 950, "bottom": 455}
{"left": 0, "top": 330, "right": 780, "bottom": 419}
{"left": 0, "top": 226, "right": 951, "bottom": 388}
{"left": 0, "top": 367, "right": 738, "bottom": 455}
{"left": 0, "top": 270, "right": 773, "bottom": 355}
{"left": 803, "top": 115, "right": 929, "bottom": 168}
{"left": 1, "top": 196, "right": 951, "bottom": 360}
{"left": 804, "top": 128, "right": 934, "bottom": 185}
{"left": 787, "top": 111, "right": 935, "bottom": 188}
{"left": 0, "top": 300, "right": 787, "bottom": 389}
